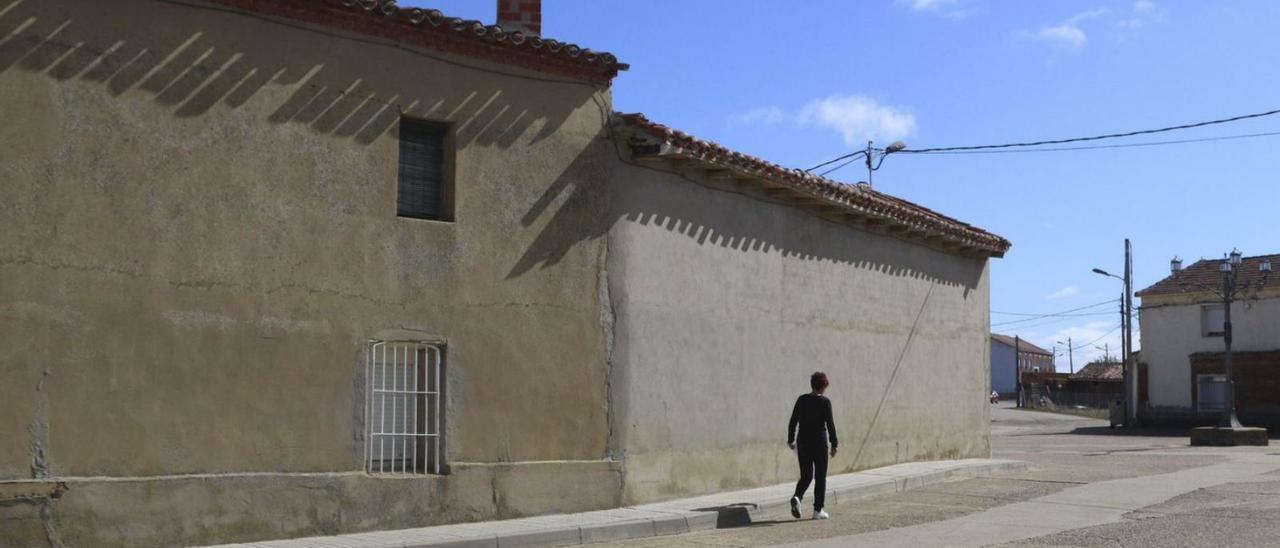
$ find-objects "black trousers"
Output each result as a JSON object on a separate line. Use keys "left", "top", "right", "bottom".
{"left": 793, "top": 443, "right": 829, "bottom": 510}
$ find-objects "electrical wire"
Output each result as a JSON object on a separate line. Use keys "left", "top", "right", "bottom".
{"left": 901, "top": 107, "right": 1280, "bottom": 154}
{"left": 808, "top": 107, "right": 1280, "bottom": 172}
{"left": 1067, "top": 325, "right": 1123, "bottom": 352}
{"left": 990, "top": 299, "right": 1117, "bottom": 327}
{"left": 908, "top": 130, "right": 1280, "bottom": 155}
{"left": 991, "top": 312, "right": 1116, "bottom": 330}
{"left": 994, "top": 310, "right": 1117, "bottom": 318}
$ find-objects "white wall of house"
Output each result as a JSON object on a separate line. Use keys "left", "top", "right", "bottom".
{"left": 1139, "top": 291, "right": 1280, "bottom": 408}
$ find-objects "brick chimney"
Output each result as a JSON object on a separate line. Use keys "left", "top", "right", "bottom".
{"left": 497, "top": 0, "right": 541, "bottom": 36}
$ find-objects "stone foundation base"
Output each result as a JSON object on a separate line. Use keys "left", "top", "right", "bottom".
{"left": 1189, "top": 426, "right": 1270, "bottom": 446}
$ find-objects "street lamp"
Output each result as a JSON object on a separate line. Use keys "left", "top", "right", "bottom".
{"left": 1092, "top": 268, "right": 1121, "bottom": 280}
{"left": 1056, "top": 339, "right": 1074, "bottom": 374}
{"left": 805, "top": 140, "right": 909, "bottom": 187}
{"left": 1175, "top": 249, "right": 1272, "bottom": 430}
{"left": 1092, "top": 238, "right": 1134, "bottom": 426}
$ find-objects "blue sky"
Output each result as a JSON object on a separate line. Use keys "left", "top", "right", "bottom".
{"left": 411, "top": 1, "right": 1280, "bottom": 370}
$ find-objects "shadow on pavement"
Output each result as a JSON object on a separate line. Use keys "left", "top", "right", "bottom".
{"left": 691, "top": 503, "right": 759, "bottom": 528}
{"left": 1067, "top": 426, "right": 1195, "bottom": 438}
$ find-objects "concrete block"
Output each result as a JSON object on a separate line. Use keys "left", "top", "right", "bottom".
{"left": 494, "top": 526, "right": 580, "bottom": 547}
{"left": 406, "top": 537, "right": 498, "bottom": 548}
{"left": 650, "top": 514, "right": 690, "bottom": 536}
{"left": 1190, "top": 426, "right": 1269, "bottom": 446}
{"left": 681, "top": 511, "right": 721, "bottom": 531}
{"left": 579, "top": 519, "right": 656, "bottom": 544}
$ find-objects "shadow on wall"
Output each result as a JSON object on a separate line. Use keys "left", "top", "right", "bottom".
{"left": 0, "top": 0, "right": 596, "bottom": 149}
{"left": 512, "top": 141, "right": 985, "bottom": 292}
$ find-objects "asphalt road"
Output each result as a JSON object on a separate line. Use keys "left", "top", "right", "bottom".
{"left": 603, "top": 402, "right": 1280, "bottom": 547}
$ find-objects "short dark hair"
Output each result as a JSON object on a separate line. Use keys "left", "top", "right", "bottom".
{"left": 810, "top": 371, "right": 829, "bottom": 391}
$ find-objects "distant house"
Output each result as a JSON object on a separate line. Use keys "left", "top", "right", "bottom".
{"left": 1066, "top": 361, "right": 1124, "bottom": 394}
{"left": 1136, "top": 254, "right": 1280, "bottom": 429}
{"left": 990, "top": 334, "right": 1054, "bottom": 396}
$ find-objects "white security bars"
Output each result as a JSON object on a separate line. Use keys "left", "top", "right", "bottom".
{"left": 366, "top": 341, "right": 442, "bottom": 474}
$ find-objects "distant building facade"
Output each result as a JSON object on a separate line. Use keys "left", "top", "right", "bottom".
{"left": 990, "top": 334, "right": 1054, "bottom": 396}
{"left": 1136, "top": 254, "right": 1280, "bottom": 429}
{"left": 1066, "top": 361, "right": 1124, "bottom": 395}
{"left": 0, "top": 1, "right": 1010, "bottom": 546}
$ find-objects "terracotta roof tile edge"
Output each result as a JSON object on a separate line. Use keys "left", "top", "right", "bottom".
{"left": 207, "top": 0, "right": 626, "bottom": 85}
{"left": 615, "top": 113, "right": 1011, "bottom": 258}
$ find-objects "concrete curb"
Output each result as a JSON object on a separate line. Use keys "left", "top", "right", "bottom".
{"left": 202, "top": 458, "right": 1030, "bottom": 548}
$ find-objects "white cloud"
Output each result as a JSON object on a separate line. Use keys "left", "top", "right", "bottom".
{"left": 896, "top": 0, "right": 965, "bottom": 17}
{"left": 1119, "top": 1, "right": 1161, "bottom": 30}
{"left": 1046, "top": 285, "right": 1079, "bottom": 300}
{"left": 1022, "top": 8, "right": 1107, "bottom": 50}
{"left": 734, "top": 106, "right": 786, "bottom": 126}
{"left": 796, "top": 95, "right": 916, "bottom": 147}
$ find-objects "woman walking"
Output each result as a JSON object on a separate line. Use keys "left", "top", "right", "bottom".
{"left": 787, "top": 371, "right": 838, "bottom": 520}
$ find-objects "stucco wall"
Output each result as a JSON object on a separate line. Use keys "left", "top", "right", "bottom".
{"left": 0, "top": 1, "right": 617, "bottom": 545}
{"left": 606, "top": 161, "right": 993, "bottom": 504}
{"left": 1139, "top": 292, "right": 1280, "bottom": 408}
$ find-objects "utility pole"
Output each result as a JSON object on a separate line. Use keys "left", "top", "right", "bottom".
{"left": 864, "top": 140, "right": 875, "bottom": 186}
{"left": 1014, "top": 335, "right": 1022, "bottom": 408}
{"left": 1124, "top": 238, "right": 1135, "bottom": 426}
{"left": 1063, "top": 337, "right": 1074, "bottom": 374}
{"left": 1095, "top": 240, "right": 1137, "bottom": 425}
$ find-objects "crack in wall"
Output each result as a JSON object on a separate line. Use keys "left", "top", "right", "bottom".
{"left": 598, "top": 237, "right": 618, "bottom": 462}
{"left": 1, "top": 482, "right": 68, "bottom": 548}
{"left": 29, "top": 369, "right": 51, "bottom": 479}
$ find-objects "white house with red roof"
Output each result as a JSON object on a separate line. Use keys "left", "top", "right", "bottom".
{"left": 1136, "top": 254, "right": 1280, "bottom": 429}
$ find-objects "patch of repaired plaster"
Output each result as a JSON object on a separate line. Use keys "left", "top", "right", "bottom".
{"left": 162, "top": 309, "right": 237, "bottom": 330}
{"left": 256, "top": 316, "right": 332, "bottom": 337}
{"left": 29, "top": 369, "right": 51, "bottom": 479}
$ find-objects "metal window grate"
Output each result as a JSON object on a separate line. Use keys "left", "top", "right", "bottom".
{"left": 366, "top": 341, "right": 443, "bottom": 475}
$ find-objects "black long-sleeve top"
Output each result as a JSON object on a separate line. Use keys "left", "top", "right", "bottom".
{"left": 788, "top": 393, "right": 838, "bottom": 449}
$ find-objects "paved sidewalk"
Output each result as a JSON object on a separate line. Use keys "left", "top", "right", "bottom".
{"left": 201, "top": 458, "right": 1028, "bottom": 548}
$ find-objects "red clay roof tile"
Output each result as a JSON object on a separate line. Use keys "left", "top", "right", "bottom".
{"left": 209, "top": 0, "right": 626, "bottom": 85}
{"left": 615, "top": 113, "right": 1011, "bottom": 258}
{"left": 1137, "top": 254, "right": 1279, "bottom": 297}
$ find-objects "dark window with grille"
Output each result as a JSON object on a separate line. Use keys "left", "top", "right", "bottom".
{"left": 397, "top": 118, "right": 452, "bottom": 221}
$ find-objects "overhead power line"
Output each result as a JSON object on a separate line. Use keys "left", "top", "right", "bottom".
{"left": 808, "top": 107, "right": 1280, "bottom": 172}
{"left": 1071, "top": 325, "right": 1123, "bottom": 352}
{"left": 909, "top": 130, "right": 1280, "bottom": 155}
{"left": 993, "top": 297, "right": 1116, "bottom": 327}
{"left": 901, "top": 107, "right": 1280, "bottom": 154}
{"left": 991, "top": 311, "right": 1114, "bottom": 328}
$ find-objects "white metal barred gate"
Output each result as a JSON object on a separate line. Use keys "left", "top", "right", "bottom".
{"left": 366, "top": 340, "right": 442, "bottom": 474}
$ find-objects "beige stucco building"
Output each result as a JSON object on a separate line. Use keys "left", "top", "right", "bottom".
{"left": 1136, "top": 254, "right": 1280, "bottom": 427}
{"left": 0, "top": 1, "right": 1009, "bottom": 546}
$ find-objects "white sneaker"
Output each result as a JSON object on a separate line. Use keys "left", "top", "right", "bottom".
{"left": 789, "top": 496, "right": 801, "bottom": 519}
{"left": 813, "top": 509, "right": 829, "bottom": 520}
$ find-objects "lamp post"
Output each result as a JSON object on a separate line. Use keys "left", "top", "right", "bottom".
{"left": 1056, "top": 338, "right": 1074, "bottom": 374}
{"left": 1176, "top": 249, "right": 1272, "bottom": 430}
{"left": 805, "top": 140, "right": 907, "bottom": 186}
{"left": 1092, "top": 238, "right": 1134, "bottom": 426}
